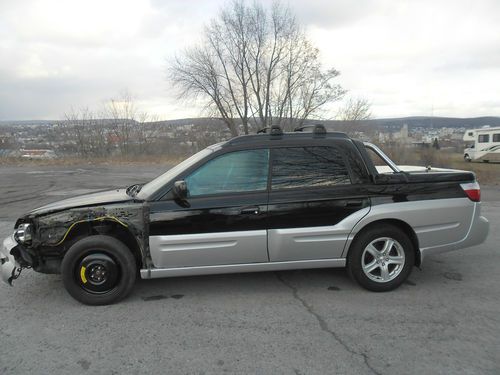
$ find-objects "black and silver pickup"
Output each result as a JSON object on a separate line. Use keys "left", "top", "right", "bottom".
{"left": 1, "top": 126, "right": 489, "bottom": 305}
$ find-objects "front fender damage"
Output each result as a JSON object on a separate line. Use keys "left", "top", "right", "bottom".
{"left": 15, "top": 203, "right": 150, "bottom": 274}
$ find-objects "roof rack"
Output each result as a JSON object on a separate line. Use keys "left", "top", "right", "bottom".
{"left": 227, "top": 129, "right": 349, "bottom": 146}
{"left": 256, "top": 125, "right": 283, "bottom": 135}
{"left": 293, "top": 124, "right": 327, "bottom": 135}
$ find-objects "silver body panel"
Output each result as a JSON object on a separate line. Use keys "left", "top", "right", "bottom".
{"left": 419, "top": 202, "right": 489, "bottom": 263}
{"left": 267, "top": 207, "right": 370, "bottom": 261}
{"left": 342, "top": 198, "right": 477, "bottom": 257}
{"left": 145, "top": 198, "right": 489, "bottom": 280}
{"left": 149, "top": 230, "right": 268, "bottom": 268}
{"left": 141, "top": 258, "right": 345, "bottom": 279}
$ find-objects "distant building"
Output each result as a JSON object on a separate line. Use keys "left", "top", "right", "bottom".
{"left": 20, "top": 149, "right": 57, "bottom": 159}
{"left": 378, "top": 124, "right": 411, "bottom": 144}
{"left": 0, "top": 135, "right": 13, "bottom": 147}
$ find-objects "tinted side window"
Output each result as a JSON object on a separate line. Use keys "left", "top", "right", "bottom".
{"left": 185, "top": 149, "right": 269, "bottom": 197}
{"left": 493, "top": 134, "right": 500, "bottom": 142}
{"left": 478, "top": 134, "right": 489, "bottom": 143}
{"left": 271, "top": 147, "right": 350, "bottom": 190}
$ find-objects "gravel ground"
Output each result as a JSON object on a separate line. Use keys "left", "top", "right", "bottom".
{"left": 0, "top": 164, "right": 499, "bottom": 375}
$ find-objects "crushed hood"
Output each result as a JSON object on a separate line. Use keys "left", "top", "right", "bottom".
{"left": 28, "top": 189, "right": 134, "bottom": 216}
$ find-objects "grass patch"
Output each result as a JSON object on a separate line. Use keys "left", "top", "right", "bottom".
{"left": 444, "top": 154, "right": 500, "bottom": 185}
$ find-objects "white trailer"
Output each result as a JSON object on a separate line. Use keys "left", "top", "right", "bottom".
{"left": 463, "top": 127, "right": 500, "bottom": 162}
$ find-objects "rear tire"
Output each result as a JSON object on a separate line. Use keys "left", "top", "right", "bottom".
{"left": 347, "top": 224, "right": 415, "bottom": 292}
{"left": 61, "top": 235, "right": 136, "bottom": 305}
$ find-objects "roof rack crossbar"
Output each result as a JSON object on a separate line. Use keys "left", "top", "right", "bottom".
{"left": 294, "top": 124, "right": 326, "bottom": 135}
{"left": 257, "top": 125, "right": 283, "bottom": 135}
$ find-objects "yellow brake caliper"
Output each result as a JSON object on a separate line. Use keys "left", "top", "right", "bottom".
{"left": 80, "top": 266, "right": 87, "bottom": 284}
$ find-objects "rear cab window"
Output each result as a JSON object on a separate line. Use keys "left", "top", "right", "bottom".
{"left": 271, "top": 146, "right": 351, "bottom": 190}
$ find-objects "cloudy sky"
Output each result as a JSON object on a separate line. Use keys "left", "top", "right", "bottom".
{"left": 1, "top": 0, "right": 499, "bottom": 121}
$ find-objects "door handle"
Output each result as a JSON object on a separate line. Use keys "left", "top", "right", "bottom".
{"left": 241, "top": 207, "right": 260, "bottom": 215}
{"left": 344, "top": 200, "right": 364, "bottom": 208}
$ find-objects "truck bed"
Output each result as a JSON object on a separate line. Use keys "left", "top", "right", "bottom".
{"left": 375, "top": 165, "right": 476, "bottom": 184}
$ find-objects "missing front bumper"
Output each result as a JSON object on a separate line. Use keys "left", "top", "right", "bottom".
{"left": 1, "top": 235, "right": 21, "bottom": 285}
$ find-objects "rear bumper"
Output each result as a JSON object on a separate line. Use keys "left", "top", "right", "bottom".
{"left": 420, "top": 203, "right": 489, "bottom": 263}
{"left": 0, "top": 235, "right": 20, "bottom": 285}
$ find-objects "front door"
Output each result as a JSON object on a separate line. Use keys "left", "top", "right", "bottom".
{"left": 148, "top": 149, "right": 270, "bottom": 268}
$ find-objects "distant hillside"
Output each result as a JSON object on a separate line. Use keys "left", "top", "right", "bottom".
{"left": 149, "top": 117, "right": 227, "bottom": 128}
{"left": 0, "top": 120, "right": 55, "bottom": 126}
{"left": 356, "top": 116, "right": 500, "bottom": 129}
{"left": 150, "top": 116, "right": 500, "bottom": 131}
{"left": 2, "top": 116, "right": 500, "bottom": 130}
{"left": 136, "top": 116, "right": 500, "bottom": 129}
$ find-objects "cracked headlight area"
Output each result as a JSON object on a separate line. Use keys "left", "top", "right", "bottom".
{"left": 14, "top": 223, "right": 32, "bottom": 244}
{"left": 39, "top": 226, "right": 68, "bottom": 245}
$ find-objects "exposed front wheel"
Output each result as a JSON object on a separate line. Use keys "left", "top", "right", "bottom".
{"left": 61, "top": 235, "right": 136, "bottom": 305}
{"left": 464, "top": 154, "right": 471, "bottom": 162}
{"left": 347, "top": 225, "right": 415, "bottom": 292}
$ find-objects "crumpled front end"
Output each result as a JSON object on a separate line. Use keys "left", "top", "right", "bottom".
{"left": 1, "top": 202, "right": 150, "bottom": 286}
{"left": 1, "top": 235, "right": 21, "bottom": 285}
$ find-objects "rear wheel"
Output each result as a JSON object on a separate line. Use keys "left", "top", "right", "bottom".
{"left": 61, "top": 235, "right": 136, "bottom": 305}
{"left": 347, "top": 224, "right": 415, "bottom": 292}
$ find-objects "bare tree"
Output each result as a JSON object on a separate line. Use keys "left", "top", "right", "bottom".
{"left": 135, "top": 111, "right": 160, "bottom": 155}
{"left": 62, "top": 92, "right": 159, "bottom": 157}
{"left": 106, "top": 93, "right": 136, "bottom": 155}
{"left": 62, "top": 107, "right": 108, "bottom": 157}
{"left": 169, "top": 0, "right": 345, "bottom": 135}
{"left": 337, "top": 97, "right": 372, "bottom": 122}
{"left": 104, "top": 92, "right": 161, "bottom": 156}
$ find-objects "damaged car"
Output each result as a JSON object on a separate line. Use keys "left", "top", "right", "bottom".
{"left": 1, "top": 126, "right": 489, "bottom": 305}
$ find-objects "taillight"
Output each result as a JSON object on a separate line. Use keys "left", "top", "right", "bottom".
{"left": 460, "top": 182, "right": 481, "bottom": 202}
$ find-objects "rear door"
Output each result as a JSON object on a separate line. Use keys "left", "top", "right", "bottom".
{"left": 267, "top": 144, "right": 370, "bottom": 262}
{"left": 149, "top": 148, "right": 270, "bottom": 268}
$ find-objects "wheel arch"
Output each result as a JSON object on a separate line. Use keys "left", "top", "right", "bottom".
{"left": 345, "top": 218, "right": 421, "bottom": 267}
{"left": 60, "top": 220, "right": 143, "bottom": 268}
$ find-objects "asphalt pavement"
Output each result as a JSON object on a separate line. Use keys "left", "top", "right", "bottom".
{"left": 0, "top": 164, "right": 499, "bottom": 374}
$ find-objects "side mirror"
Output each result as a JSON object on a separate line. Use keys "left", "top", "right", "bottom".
{"left": 172, "top": 180, "right": 189, "bottom": 206}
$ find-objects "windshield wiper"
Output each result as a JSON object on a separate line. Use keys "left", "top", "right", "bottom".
{"left": 126, "top": 184, "right": 143, "bottom": 197}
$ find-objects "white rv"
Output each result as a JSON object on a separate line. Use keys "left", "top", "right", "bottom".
{"left": 463, "top": 127, "right": 500, "bottom": 162}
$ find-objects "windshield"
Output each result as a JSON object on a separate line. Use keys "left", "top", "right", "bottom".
{"left": 137, "top": 148, "right": 214, "bottom": 199}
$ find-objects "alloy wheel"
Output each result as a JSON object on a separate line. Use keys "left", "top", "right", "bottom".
{"left": 361, "top": 237, "right": 406, "bottom": 283}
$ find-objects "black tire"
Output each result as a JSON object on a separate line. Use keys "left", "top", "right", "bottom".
{"left": 347, "top": 224, "right": 415, "bottom": 292}
{"left": 61, "top": 235, "right": 136, "bottom": 305}
{"left": 464, "top": 154, "right": 471, "bottom": 162}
